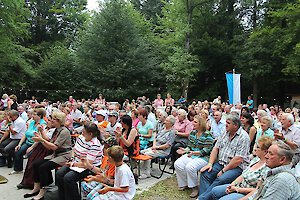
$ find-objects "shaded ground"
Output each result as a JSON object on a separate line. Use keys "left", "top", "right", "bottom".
{"left": 134, "top": 175, "right": 196, "bottom": 200}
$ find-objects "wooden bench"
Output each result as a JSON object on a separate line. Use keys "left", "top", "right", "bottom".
{"left": 130, "top": 154, "right": 152, "bottom": 176}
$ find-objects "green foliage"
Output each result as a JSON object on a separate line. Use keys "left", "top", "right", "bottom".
{"left": 76, "top": 0, "right": 164, "bottom": 100}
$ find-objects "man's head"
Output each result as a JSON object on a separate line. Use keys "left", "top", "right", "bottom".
{"left": 17, "top": 105, "right": 25, "bottom": 114}
{"left": 158, "top": 111, "right": 168, "bottom": 123}
{"left": 213, "top": 111, "right": 222, "bottom": 123}
{"left": 107, "top": 145, "right": 124, "bottom": 163}
{"left": 108, "top": 111, "right": 118, "bottom": 123}
{"left": 226, "top": 114, "right": 241, "bottom": 134}
{"left": 265, "top": 141, "right": 294, "bottom": 168}
{"left": 211, "top": 104, "right": 218, "bottom": 114}
{"left": 224, "top": 105, "right": 231, "bottom": 114}
{"left": 95, "top": 110, "right": 106, "bottom": 122}
{"left": 281, "top": 113, "right": 294, "bottom": 130}
{"left": 9, "top": 110, "right": 19, "bottom": 121}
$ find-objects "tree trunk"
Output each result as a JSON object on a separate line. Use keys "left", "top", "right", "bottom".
{"left": 182, "top": 78, "right": 189, "bottom": 99}
{"left": 253, "top": 76, "right": 258, "bottom": 108}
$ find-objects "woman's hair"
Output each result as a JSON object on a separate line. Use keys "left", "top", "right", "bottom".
{"left": 200, "top": 109, "right": 209, "bottom": 119}
{"left": 241, "top": 112, "right": 254, "bottom": 126}
{"left": 121, "top": 115, "right": 132, "bottom": 129}
{"left": 9, "top": 94, "right": 17, "bottom": 101}
{"left": 194, "top": 115, "right": 207, "bottom": 132}
{"left": 131, "top": 109, "right": 138, "bottom": 117}
{"left": 241, "top": 107, "right": 250, "bottom": 113}
{"left": 257, "top": 136, "right": 274, "bottom": 151}
{"left": 187, "top": 110, "right": 196, "bottom": 121}
{"left": 64, "top": 107, "right": 71, "bottom": 114}
{"left": 107, "top": 145, "right": 124, "bottom": 162}
{"left": 165, "top": 105, "right": 172, "bottom": 115}
{"left": 34, "top": 108, "right": 46, "bottom": 119}
{"left": 84, "top": 122, "right": 100, "bottom": 138}
{"left": 167, "top": 115, "right": 176, "bottom": 125}
{"left": 51, "top": 111, "right": 66, "bottom": 125}
{"left": 178, "top": 109, "right": 187, "bottom": 118}
{"left": 261, "top": 116, "right": 272, "bottom": 128}
{"left": 138, "top": 108, "right": 148, "bottom": 119}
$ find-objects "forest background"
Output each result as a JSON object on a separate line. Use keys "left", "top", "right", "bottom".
{"left": 1, "top": 0, "right": 299, "bottom": 107}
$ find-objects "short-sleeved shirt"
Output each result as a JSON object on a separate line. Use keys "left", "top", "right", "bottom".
{"left": 137, "top": 120, "right": 154, "bottom": 150}
{"left": 74, "top": 135, "right": 103, "bottom": 166}
{"left": 113, "top": 163, "right": 136, "bottom": 200}
{"left": 255, "top": 128, "right": 274, "bottom": 143}
{"left": 11, "top": 116, "right": 27, "bottom": 140}
{"left": 25, "top": 119, "right": 47, "bottom": 145}
{"left": 106, "top": 122, "right": 122, "bottom": 138}
{"left": 153, "top": 99, "right": 164, "bottom": 109}
{"left": 239, "top": 157, "right": 269, "bottom": 188}
{"left": 71, "top": 109, "right": 82, "bottom": 120}
{"left": 156, "top": 128, "right": 176, "bottom": 154}
{"left": 215, "top": 127, "right": 250, "bottom": 170}
{"left": 282, "top": 124, "right": 300, "bottom": 148}
{"left": 174, "top": 118, "right": 193, "bottom": 134}
{"left": 210, "top": 119, "right": 226, "bottom": 138}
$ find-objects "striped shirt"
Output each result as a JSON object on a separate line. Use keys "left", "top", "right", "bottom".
{"left": 186, "top": 130, "right": 215, "bottom": 161}
{"left": 73, "top": 135, "right": 103, "bottom": 166}
{"left": 252, "top": 164, "right": 300, "bottom": 200}
{"left": 215, "top": 127, "right": 250, "bottom": 170}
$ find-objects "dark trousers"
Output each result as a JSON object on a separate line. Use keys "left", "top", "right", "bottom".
{"left": 32, "top": 159, "right": 60, "bottom": 187}
{"left": 0, "top": 138, "right": 20, "bottom": 165}
{"left": 170, "top": 141, "right": 187, "bottom": 164}
{"left": 56, "top": 166, "right": 91, "bottom": 200}
{"left": 14, "top": 143, "right": 31, "bottom": 171}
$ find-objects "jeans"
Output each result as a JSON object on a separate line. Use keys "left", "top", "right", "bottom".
{"left": 14, "top": 142, "right": 31, "bottom": 171}
{"left": 198, "top": 162, "right": 242, "bottom": 200}
{"left": 56, "top": 166, "right": 91, "bottom": 200}
{"left": 0, "top": 138, "right": 20, "bottom": 165}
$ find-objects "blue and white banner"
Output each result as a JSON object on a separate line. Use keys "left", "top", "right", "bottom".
{"left": 226, "top": 73, "right": 241, "bottom": 105}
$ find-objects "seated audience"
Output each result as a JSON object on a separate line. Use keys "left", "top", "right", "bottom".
{"left": 84, "top": 146, "right": 136, "bottom": 200}
{"left": 250, "top": 141, "right": 300, "bottom": 200}
{"left": 210, "top": 136, "right": 273, "bottom": 200}
{"left": 11, "top": 108, "right": 47, "bottom": 175}
{"left": 56, "top": 122, "right": 104, "bottom": 200}
{"left": 175, "top": 115, "right": 214, "bottom": 198}
{"left": 140, "top": 115, "right": 176, "bottom": 179}
{"left": 198, "top": 114, "right": 250, "bottom": 200}
{"left": 24, "top": 111, "right": 71, "bottom": 200}
{"left": 137, "top": 108, "right": 153, "bottom": 150}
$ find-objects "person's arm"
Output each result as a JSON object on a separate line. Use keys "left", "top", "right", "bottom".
{"left": 154, "top": 143, "right": 171, "bottom": 150}
{"left": 0, "top": 130, "right": 9, "bottom": 143}
{"left": 200, "top": 147, "right": 219, "bottom": 172}
{"left": 98, "top": 184, "right": 129, "bottom": 194}
{"left": 120, "top": 129, "right": 137, "bottom": 147}
{"left": 176, "top": 121, "right": 193, "bottom": 138}
{"left": 222, "top": 156, "right": 243, "bottom": 172}
{"left": 142, "top": 128, "right": 153, "bottom": 138}
{"left": 15, "top": 134, "right": 26, "bottom": 151}
{"left": 249, "top": 127, "right": 256, "bottom": 143}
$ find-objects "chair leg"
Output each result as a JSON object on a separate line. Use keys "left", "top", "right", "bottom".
{"left": 151, "top": 157, "right": 173, "bottom": 179}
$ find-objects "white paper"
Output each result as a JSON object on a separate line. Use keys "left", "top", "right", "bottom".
{"left": 70, "top": 166, "right": 86, "bottom": 173}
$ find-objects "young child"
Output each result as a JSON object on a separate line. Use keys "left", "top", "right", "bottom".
{"left": 85, "top": 145, "right": 136, "bottom": 200}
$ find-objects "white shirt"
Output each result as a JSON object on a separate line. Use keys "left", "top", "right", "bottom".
{"left": 106, "top": 122, "right": 122, "bottom": 137}
{"left": 114, "top": 163, "right": 136, "bottom": 200}
{"left": 20, "top": 111, "right": 28, "bottom": 122}
{"left": 11, "top": 117, "right": 26, "bottom": 139}
{"left": 71, "top": 109, "right": 82, "bottom": 121}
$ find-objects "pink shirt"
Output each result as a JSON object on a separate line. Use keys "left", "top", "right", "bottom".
{"left": 132, "top": 118, "right": 140, "bottom": 128}
{"left": 153, "top": 99, "right": 164, "bottom": 108}
{"left": 174, "top": 118, "right": 193, "bottom": 134}
{"left": 165, "top": 98, "right": 175, "bottom": 106}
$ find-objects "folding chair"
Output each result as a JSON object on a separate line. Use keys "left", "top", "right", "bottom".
{"left": 151, "top": 152, "right": 174, "bottom": 179}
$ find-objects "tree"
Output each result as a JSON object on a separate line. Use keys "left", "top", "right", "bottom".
{"left": 76, "top": 0, "right": 164, "bottom": 100}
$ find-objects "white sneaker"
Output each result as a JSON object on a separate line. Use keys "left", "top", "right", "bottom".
{"left": 9, "top": 170, "right": 22, "bottom": 175}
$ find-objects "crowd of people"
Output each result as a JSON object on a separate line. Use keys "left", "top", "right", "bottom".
{"left": 0, "top": 93, "right": 300, "bottom": 200}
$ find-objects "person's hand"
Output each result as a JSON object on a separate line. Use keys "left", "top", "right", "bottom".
{"left": 274, "top": 131, "right": 284, "bottom": 140}
{"left": 217, "top": 169, "right": 225, "bottom": 177}
{"left": 15, "top": 144, "right": 21, "bottom": 151}
{"left": 37, "top": 124, "right": 43, "bottom": 132}
{"left": 176, "top": 147, "right": 186, "bottom": 155}
{"left": 84, "top": 175, "right": 97, "bottom": 182}
{"left": 26, "top": 146, "right": 33, "bottom": 154}
{"left": 187, "top": 152, "right": 193, "bottom": 157}
{"left": 200, "top": 164, "right": 212, "bottom": 173}
{"left": 98, "top": 183, "right": 111, "bottom": 194}
{"left": 114, "top": 128, "right": 122, "bottom": 138}
{"left": 80, "top": 157, "right": 92, "bottom": 169}
{"left": 225, "top": 185, "right": 237, "bottom": 194}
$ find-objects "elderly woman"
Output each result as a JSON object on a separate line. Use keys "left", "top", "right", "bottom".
{"left": 170, "top": 109, "right": 193, "bottom": 169}
{"left": 137, "top": 108, "right": 154, "bottom": 150}
{"left": 11, "top": 108, "right": 47, "bottom": 175}
{"left": 24, "top": 111, "right": 72, "bottom": 200}
{"left": 174, "top": 115, "right": 214, "bottom": 198}
{"left": 56, "top": 122, "right": 104, "bottom": 200}
{"left": 255, "top": 116, "right": 274, "bottom": 143}
{"left": 210, "top": 136, "right": 273, "bottom": 200}
{"left": 140, "top": 115, "right": 176, "bottom": 179}
{"left": 155, "top": 111, "right": 168, "bottom": 134}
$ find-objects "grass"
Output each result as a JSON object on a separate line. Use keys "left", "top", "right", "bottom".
{"left": 134, "top": 175, "right": 196, "bottom": 200}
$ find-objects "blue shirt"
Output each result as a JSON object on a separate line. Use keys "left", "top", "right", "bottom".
{"left": 25, "top": 119, "right": 47, "bottom": 145}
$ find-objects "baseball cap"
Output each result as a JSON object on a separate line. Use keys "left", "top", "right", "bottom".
{"left": 95, "top": 110, "right": 106, "bottom": 117}
{"left": 108, "top": 110, "right": 118, "bottom": 117}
